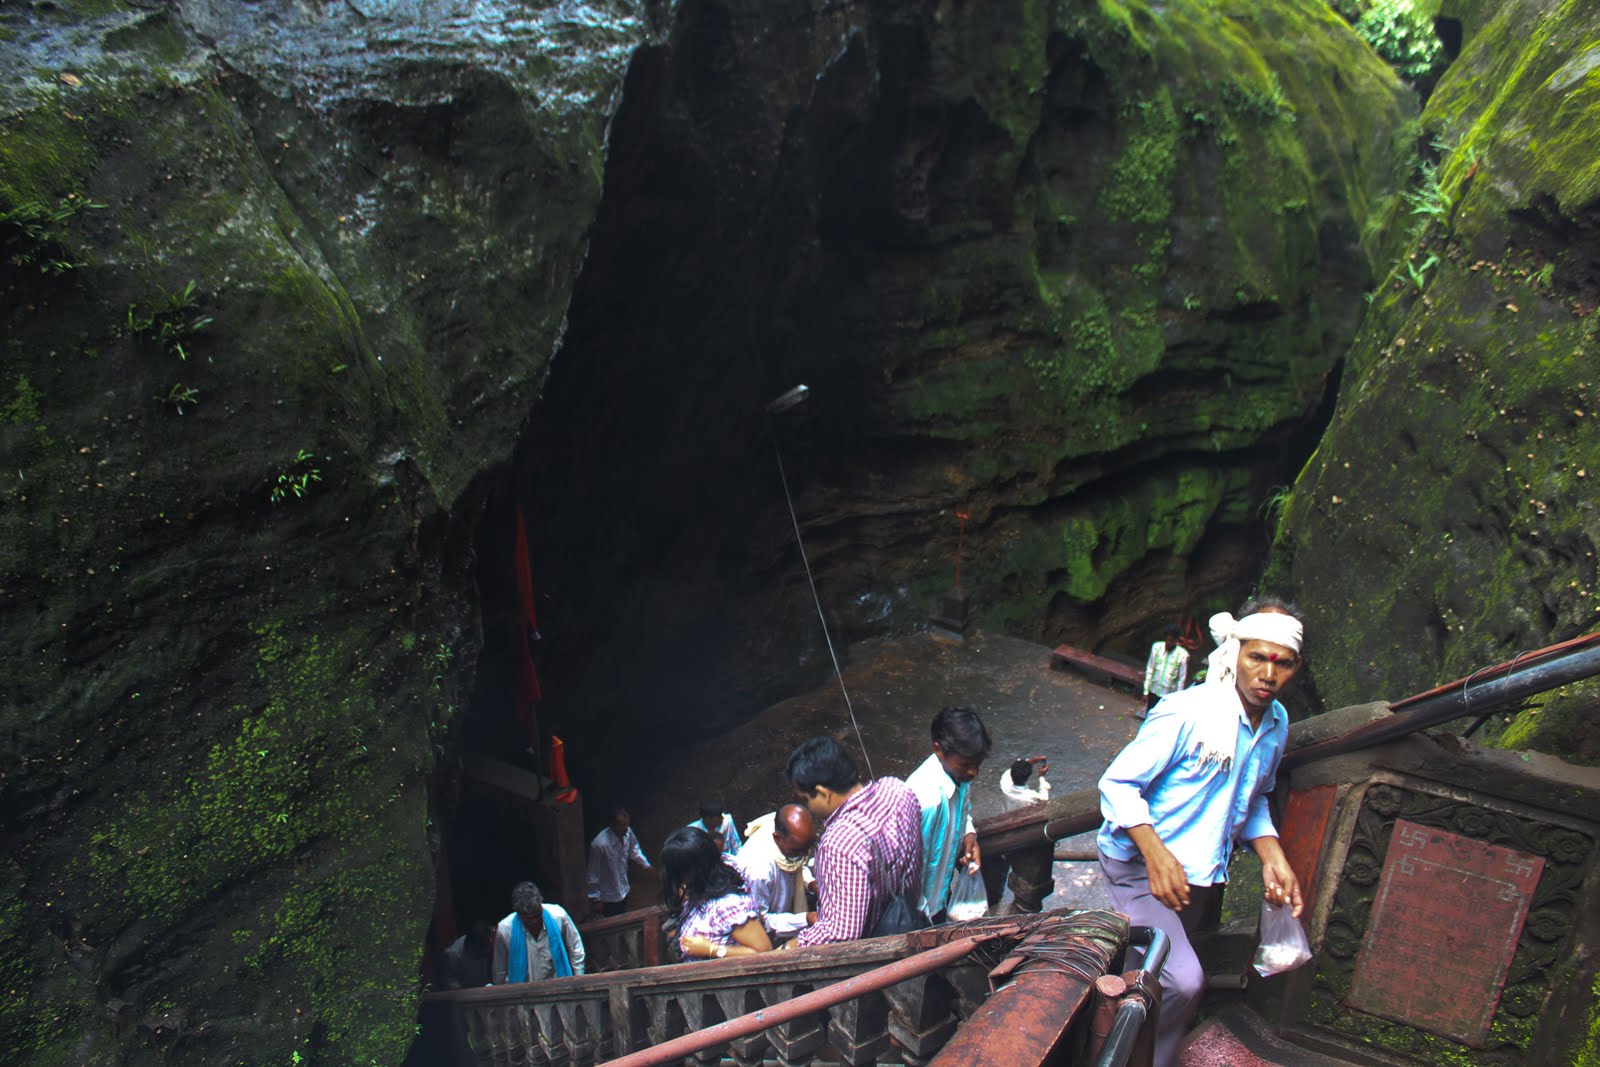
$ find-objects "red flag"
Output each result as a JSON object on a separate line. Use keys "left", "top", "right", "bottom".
{"left": 513, "top": 508, "right": 539, "bottom": 632}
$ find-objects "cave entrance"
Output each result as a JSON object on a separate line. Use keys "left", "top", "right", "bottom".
{"left": 425, "top": 493, "right": 594, "bottom": 984}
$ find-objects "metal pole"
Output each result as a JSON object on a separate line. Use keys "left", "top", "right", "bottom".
{"left": 1285, "top": 632, "right": 1600, "bottom": 769}
{"left": 1092, "top": 927, "right": 1169, "bottom": 1067}
{"left": 598, "top": 935, "right": 992, "bottom": 1067}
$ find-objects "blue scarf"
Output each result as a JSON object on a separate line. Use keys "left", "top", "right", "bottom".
{"left": 507, "top": 908, "right": 573, "bottom": 982}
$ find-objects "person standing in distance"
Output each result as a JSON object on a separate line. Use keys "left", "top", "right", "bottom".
{"left": 586, "top": 804, "right": 651, "bottom": 918}
{"left": 1142, "top": 623, "right": 1190, "bottom": 718}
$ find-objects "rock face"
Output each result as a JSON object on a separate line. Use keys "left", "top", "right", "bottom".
{"left": 1268, "top": 0, "right": 1600, "bottom": 739}
{"left": 518, "top": 0, "right": 1411, "bottom": 763}
{"left": 0, "top": 0, "right": 1410, "bottom": 1063}
{"left": 0, "top": 2, "right": 641, "bottom": 1063}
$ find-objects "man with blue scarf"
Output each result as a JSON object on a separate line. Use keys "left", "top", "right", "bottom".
{"left": 491, "top": 882, "right": 587, "bottom": 984}
{"left": 907, "top": 705, "right": 991, "bottom": 923}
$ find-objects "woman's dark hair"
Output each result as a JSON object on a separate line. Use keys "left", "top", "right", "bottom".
{"left": 931, "top": 705, "right": 992, "bottom": 760}
{"left": 659, "top": 826, "right": 746, "bottom": 910}
{"left": 784, "top": 736, "right": 861, "bottom": 794}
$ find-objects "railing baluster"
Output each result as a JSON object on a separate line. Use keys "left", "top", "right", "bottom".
{"left": 826, "top": 988, "right": 891, "bottom": 1065}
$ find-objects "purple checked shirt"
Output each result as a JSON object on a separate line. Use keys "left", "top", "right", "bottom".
{"left": 798, "top": 777, "right": 922, "bottom": 946}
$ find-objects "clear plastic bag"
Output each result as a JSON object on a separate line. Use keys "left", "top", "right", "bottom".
{"left": 1252, "top": 898, "right": 1312, "bottom": 976}
{"left": 946, "top": 868, "right": 989, "bottom": 922}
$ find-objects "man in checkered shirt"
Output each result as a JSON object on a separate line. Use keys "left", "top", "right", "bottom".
{"left": 784, "top": 736, "right": 923, "bottom": 947}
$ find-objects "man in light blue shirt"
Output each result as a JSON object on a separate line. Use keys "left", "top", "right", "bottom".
{"left": 1098, "top": 598, "right": 1307, "bottom": 1067}
{"left": 688, "top": 799, "right": 742, "bottom": 855}
{"left": 908, "top": 706, "right": 991, "bottom": 922}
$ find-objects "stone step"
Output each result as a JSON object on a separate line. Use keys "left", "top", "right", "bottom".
{"left": 1182, "top": 1005, "right": 1372, "bottom": 1067}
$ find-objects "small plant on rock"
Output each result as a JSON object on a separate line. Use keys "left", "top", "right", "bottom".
{"left": 270, "top": 449, "right": 322, "bottom": 504}
{"left": 0, "top": 193, "right": 104, "bottom": 273}
{"left": 158, "top": 383, "right": 200, "bottom": 414}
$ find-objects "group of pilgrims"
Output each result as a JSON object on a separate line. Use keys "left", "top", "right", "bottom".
{"left": 449, "top": 598, "right": 1309, "bottom": 1067}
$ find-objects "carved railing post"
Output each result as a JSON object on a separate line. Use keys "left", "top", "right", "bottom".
{"left": 883, "top": 972, "right": 959, "bottom": 1065}
{"left": 826, "top": 988, "right": 891, "bottom": 1065}
{"left": 764, "top": 982, "right": 827, "bottom": 1065}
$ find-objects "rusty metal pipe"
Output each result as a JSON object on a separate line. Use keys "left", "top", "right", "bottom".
{"left": 1088, "top": 974, "right": 1128, "bottom": 1060}
{"left": 1284, "top": 631, "right": 1600, "bottom": 769}
{"left": 597, "top": 935, "right": 992, "bottom": 1067}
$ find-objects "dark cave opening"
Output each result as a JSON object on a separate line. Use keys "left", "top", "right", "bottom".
{"left": 425, "top": 0, "right": 1374, "bottom": 969}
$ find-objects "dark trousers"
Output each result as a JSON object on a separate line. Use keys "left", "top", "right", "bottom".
{"left": 982, "top": 845, "right": 1054, "bottom": 913}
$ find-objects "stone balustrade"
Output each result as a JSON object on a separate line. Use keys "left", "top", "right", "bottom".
{"left": 419, "top": 910, "right": 1129, "bottom": 1067}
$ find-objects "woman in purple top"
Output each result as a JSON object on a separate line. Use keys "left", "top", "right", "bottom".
{"left": 660, "top": 826, "right": 773, "bottom": 959}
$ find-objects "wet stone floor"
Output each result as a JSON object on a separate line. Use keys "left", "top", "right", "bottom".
{"left": 622, "top": 629, "right": 1146, "bottom": 912}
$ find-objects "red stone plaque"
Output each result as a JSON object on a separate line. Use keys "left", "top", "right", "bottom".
{"left": 1346, "top": 819, "right": 1545, "bottom": 1046}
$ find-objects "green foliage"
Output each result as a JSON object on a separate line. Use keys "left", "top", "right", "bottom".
{"left": 157, "top": 382, "right": 200, "bottom": 414}
{"left": 1260, "top": 484, "right": 1294, "bottom": 537}
{"left": 0, "top": 193, "right": 104, "bottom": 273}
{"left": 125, "top": 279, "right": 215, "bottom": 361}
{"left": 1404, "top": 251, "right": 1439, "bottom": 291}
{"left": 1403, "top": 158, "right": 1454, "bottom": 226}
{"left": 4, "top": 374, "right": 43, "bottom": 427}
{"left": 270, "top": 449, "right": 322, "bottom": 504}
{"left": 1343, "top": 0, "right": 1445, "bottom": 82}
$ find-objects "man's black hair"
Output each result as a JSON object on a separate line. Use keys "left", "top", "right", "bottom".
{"left": 1162, "top": 623, "right": 1182, "bottom": 639}
{"left": 1009, "top": 758, "right": 1033, "bottom": 786}
{"left": 931, "top": 705, "right": 992, "bottom": 760}
{"left": 610, "top": 802, "right": 630, "bottom": 820}
{"left": 784, "top": 736, "right": 861, "bottom": 794}
{"left": 697, "top": 799, "right": 724, "bottom": 828}
{"left": 510, "top": 881, "right": 543, "bottom": 915}
{"left": 1239, "top": 594, "right": 1302, "bottom": 621}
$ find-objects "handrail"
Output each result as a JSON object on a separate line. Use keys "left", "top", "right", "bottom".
{"left": 1092, "top": 926, "right": 1169, "bottom": 1067}
{"left": 421, "top": 911, "right": 1128, "bottom": 1066}
{"left": 1282, "top": 630, "right": 1600, "bottom": 769}
{"left": 597, "top": 934, "right": 998, "bottom": 1067}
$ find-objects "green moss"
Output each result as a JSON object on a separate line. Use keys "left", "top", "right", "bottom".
{"left": 3, "top": 375, "right": 42, "bottom": 427}
{"left": 1578, "top": 973, "right": 1600, "bottom": 1067}
{"left": 1100, "top": 89, "right": 1179, "bottom": 226}
{"left": 77, "top": 620, "right": 432, "bottom": 1062}
{"left": 0, "top": 99, "right": 100, "bottom": 209}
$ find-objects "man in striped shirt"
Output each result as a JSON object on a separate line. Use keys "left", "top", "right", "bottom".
{"left": 784, "top": 736, "right": 923, "bottom": 947}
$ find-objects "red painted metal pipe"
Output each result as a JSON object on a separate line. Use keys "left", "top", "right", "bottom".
{"left": 598, "top": 935, "right": 994, "bottom": 1067}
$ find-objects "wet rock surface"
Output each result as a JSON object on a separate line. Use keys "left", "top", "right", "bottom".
{"left": 1269, "top": 0, "right": 1600, "bottom": 742}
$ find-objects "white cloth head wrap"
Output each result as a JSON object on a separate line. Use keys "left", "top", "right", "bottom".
{"left": 1190, "top": 610, "right": 1305, "bottom": 768}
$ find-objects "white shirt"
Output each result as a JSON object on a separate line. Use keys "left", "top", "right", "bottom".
{"left": 999, "top": 768, "right": 1051, "bottom": 811}
{"left": 907, "top": 753, "right": 977, "bottom": 920}
{"left": 490, "top": 904, "right": 586, "bottom": 983}
{"left": 586, "top": 826, "right": 650, "bottom": 903}
{"left": 1144, "top": 641, "right": 1189, "bottom": 697}
{"left": 732, "top": 817, "right": 813, "bottom": 936}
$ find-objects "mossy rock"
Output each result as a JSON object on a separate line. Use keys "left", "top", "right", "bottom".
{"left": 1270, "top": 0, "right": 1600, "bottom": 714}
{"left": 0, "top": 2, "right": 639, "bottom": 1063}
